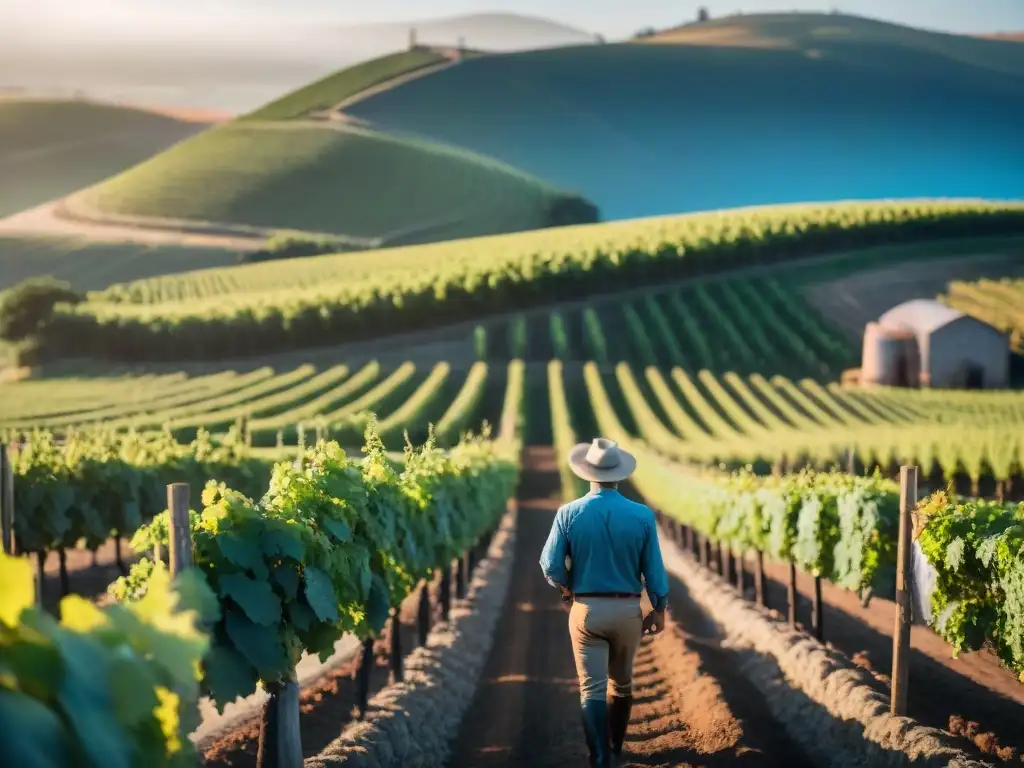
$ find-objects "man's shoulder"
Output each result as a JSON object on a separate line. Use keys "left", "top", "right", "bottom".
{"left": 615, "top": 496, "right": 656, "bottom": 527}
{"left": 558, "top": 495, "right": 590, "bottom": 516}
{"left": 565, "top": 493, "right": 653, "bottom": 517}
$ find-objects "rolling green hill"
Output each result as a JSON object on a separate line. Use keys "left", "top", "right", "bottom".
{"left": 69, "top": 119, "right": 594, "bottom": 247}
{"left": 0, "top": 98, "right": 206, "bottom": 218}
{"left": 66, "top": 49, "right": 597, "bottom": 248}
{"left": 341, "top": 13, "right": 1024, "bottom": 221}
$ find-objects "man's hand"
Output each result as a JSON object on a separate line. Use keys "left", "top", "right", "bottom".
{"left": 560, "top": 586, "right": 573, "bottom": 605}
{"left": 642, "top": 609, "right": 666, "bottom": 636}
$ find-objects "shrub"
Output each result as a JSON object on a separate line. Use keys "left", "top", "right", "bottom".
{"left": 542, "top": 195, "right": 600, "bottom": 228}
{"left": 242, "top": 233, "right": 364, "bottom": 264}
{"left": 0, "top": 278, "right": 81, "bottom": 343}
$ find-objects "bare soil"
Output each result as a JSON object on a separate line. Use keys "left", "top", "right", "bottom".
{"left": 446, "top": 446, "right": 812, "bottom": 767}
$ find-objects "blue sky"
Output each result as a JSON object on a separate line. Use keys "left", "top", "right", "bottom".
{"left": 318, "top": 0, "right": 1024, "bottom": 36}
{"left": 4, "top": 0, "right": 1022, "bottom": 40}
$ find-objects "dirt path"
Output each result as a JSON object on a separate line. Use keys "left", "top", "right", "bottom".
{"left": 0, "top": 200, "right": 263, "bottom": 250}
{"left": 447, "top": 446, "right": 812, "bottom": 767}
{"left": 329, "top": 58, "right": 459, "bottom": 116}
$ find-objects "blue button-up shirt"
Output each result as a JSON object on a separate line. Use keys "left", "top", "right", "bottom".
{"left": 539, "top": 488, "right": 669, "bottom": 612}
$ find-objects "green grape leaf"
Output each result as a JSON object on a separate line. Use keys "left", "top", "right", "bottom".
{"left": 108, "top": 653, "right": 159, "bottom": 727}
{"left": 51, "top": 631, "right": 133, "bottom": 768}
{"left": 272, "top": 565, "right": 300, "bottom": 600}
{"left": 203, "top": 645, "right": 259, "bottom": 711}
{"left": 0, "top": 635, "right": 62, "bottom": 702}
{"left": 218, "top": 573, "right": 281, "bottom": 626}
{"left": 945, "top": 537, "right": 966, "bottom": 572}
{"left": 260, "top": 527, "right": 305, "bottom": 561}
{"left": 302, "top": 566, "right": 339, "bottom": 623}
{"left": 287, "top": 602, "right": 316, "bottom": 633}
{"left": 216, "top": 533, "right": 265, "bottom": 574}
{"left": 172, "top": 570, "right": 221, "bottom": 626}
{"left": 224, "top": 609, "right": 288, "bottom": 681}
{"left": 365, "top": 573, "right": 391, "bottom": 634}
{"left": 304, "top": 621, "right": 344, "bottom": 661}
{"left": 0, "top": 688, "right": 73, "bottom": 768}
{"left": 321, "top": 517, "right": 351, "bottom": 543}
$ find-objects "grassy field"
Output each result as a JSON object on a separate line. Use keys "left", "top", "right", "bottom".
{"left": 0, "top": 98, "right": 205, "bottom": 218}
{"left": 341, "top": 13, "right": 1024, "bottom": 220}
{"left": 71, "top": 120, "right": 587, "bottom": 246}
{"left": 0, "top": 235, "right": 241, "bottom": 293}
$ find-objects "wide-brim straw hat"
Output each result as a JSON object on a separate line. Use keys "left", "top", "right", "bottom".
{"left": 568, "top": 438, "right": 637, "bottom": 483}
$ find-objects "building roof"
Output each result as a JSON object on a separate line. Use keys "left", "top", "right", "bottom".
{"left": 878, "top": 299, "right": 967, "bottom": 336}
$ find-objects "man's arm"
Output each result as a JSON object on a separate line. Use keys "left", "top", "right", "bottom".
{"left": 539, "top": 506, "right": 570, "bottom": 591}
{"left": 640, "top": 513, "right": 669, "bottom": 613}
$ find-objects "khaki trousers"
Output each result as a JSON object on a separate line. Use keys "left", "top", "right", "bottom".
{"left": 569, "top": 597, "right": 643, "bottom": 702}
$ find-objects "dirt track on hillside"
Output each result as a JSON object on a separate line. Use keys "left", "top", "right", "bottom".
{"left": 0, "top": 200, "right": 263, "bottom": 250}
{"left": 446, "top": 446, "right": 812, "bottom": 767}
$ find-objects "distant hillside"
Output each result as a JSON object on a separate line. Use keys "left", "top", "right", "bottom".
{"left": 68, "top": 48, "right": 598, "bottom": 247}
{"left": 646, "top": 13, "right": 1024, "bottom": 78}
{"left": 244, "top": 48, "right": 453, "bottom": 122}
{"left": 0, "top": 98, "right": 205, "bottom": 217}
{"left": 340, "top": 13, "right": 1024, "bottom": 221}
{"left": 327, "top": 12, "right": 598, "bottom": 56}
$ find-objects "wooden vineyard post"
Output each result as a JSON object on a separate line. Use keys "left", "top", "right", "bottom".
{"left": 811, "top": 576, "right": 824, "bottom": 640}
{"left": 787, "top": 562, "right": 798, "bottom": 628}
{"left": 389, "top": 608, "right": 404, "bottom": 684}
{"left": 736, "top": 549, "right": 745, "bottom": 597}
{"left": 256, "top": 676, "right": 302, "bottom": 768}
{"left": 166, "top": 484, "right": 192, "bottom": 576}
{"left": 847, "top": 447, "right": 856, "bottom": 475}
{"left": 355, "top": 637, "right": 375, "bottom": 720}
{"left": 891, "top": 465, "right": 918, "bottom": 717}
{"left": 1, "top": 444, "right": 14, "bottom": 556}
{"left": 417, "top": 581, "right": 431, "bottom": 646}
{"left": 439, "top": 564, "right": 452, "bottom": 620}
{"left": 754, "top": 550, "right": 765, "bottom": 607}
{"left": 455, "top": 554, "right": 467, "bottom": 599}
{"left": 699, "top": 534, "right": 708, "bottom": 568}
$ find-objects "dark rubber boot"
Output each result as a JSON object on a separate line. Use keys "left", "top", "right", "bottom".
{"left": 608, "top": 694, "right": 632, "bottom": 756}
{"left": 580, "top": 698, "right": 611, "bottom": 768}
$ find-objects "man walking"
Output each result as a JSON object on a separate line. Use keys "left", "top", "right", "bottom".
{"left": 539, "top": 438, "right": 670, "bottom": 767}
